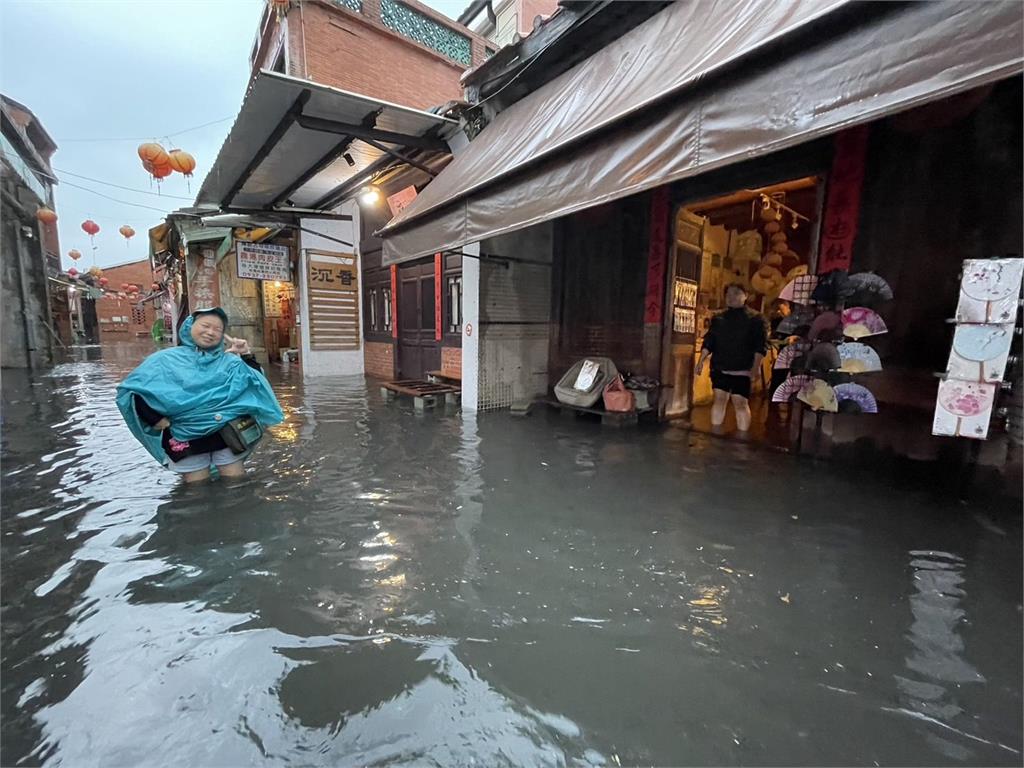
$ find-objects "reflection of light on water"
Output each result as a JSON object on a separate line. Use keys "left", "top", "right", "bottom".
{"left": 360, "top": 553, "right": 398, "bottom": 572}
{"left": 679, "top": 584, "right": 729, "bottom": 652}
{"left": 354, "top": 492, "right": 388, "bottom": 501}
{"left": 376, "top": 573, "right": 406, "bottom": 588}
{"left": 362, "top": 531, "right": 396, "bottom": 549}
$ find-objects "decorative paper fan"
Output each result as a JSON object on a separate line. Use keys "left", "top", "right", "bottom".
{"left": 847, "top": 272, "right": 894, "bottom": 306}
{"left": 779, "top": 274, "right": 818, "bottom": 304}
{"left": 775, "top": 307, "right": 815, "bottom": 336}
{"left": 805, "top": 342, "right": 841, "bottom": 372}
{"left": 961, "top": 260, "right": 1024, "bottom": 302}
{"left": 952, "top": 324, "right": 1014, "bottom": 361}
{"left": 797, "top": 379, "right": 839, "bottom": 412}
{"left": 808, "top": 311, "right": 841, "bottom": 341}
{"left": 811, "top": 270, "right": 852, "bottom": 306}
{"left": 774, "top": 343, "right": 809, "bottom": 370}
{"left": 834, "top": 383, "right": 878, "bottom": 413}
{"left": 838, "top": 342, "right": 882, "bottom": 373}
{"left": 842, "top": 307, "right": 888, "bottom": 339}
{"left": 937, "top": 380, "right": 996, "bottom": 417}
{"left": 771, "top": 375, "right": 815, "bottom": 403}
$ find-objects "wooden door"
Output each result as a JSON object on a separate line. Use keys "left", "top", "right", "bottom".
{"left": 396, "top": 259, "right": 439, "bottom": 380}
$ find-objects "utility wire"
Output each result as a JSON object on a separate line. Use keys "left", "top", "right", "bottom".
{"left": 54, "top": 116, "right": 234, "bottom": 143}
{"left": 55, "top": 179, "right": 173, "bottom": 214}
{"left": 52, "top": 166, "right": 195, "bottom": 201}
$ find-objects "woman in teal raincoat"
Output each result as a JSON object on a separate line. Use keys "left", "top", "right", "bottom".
{"left": 117, "top": 307, "right": 284, "bottom": 482}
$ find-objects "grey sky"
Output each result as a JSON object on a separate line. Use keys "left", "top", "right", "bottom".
{"left": 0, "top": 0, "right": 469, "bottom": 270}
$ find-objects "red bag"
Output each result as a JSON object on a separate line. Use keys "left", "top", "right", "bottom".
{"left": 603, "top": 375, "right": 635, "bottom": 413}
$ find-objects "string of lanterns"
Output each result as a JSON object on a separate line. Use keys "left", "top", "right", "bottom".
{"left": 138, "top": 143, "right": 195, "bottom": 191}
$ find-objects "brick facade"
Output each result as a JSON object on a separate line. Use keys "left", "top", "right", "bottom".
{"left": 441, "top": 344, "right": 461, "bottom": 377}
{"left": 95, "top": 260, "right": 156, "bottom": 344}
{"left": 282, "top": 0, "right": 487, "bottom": 111}
{"left": 364, "top": 340, "right": 396, "bottom": 379}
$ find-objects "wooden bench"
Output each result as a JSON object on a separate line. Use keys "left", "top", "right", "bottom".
{"left": 426, "top": 369, "right": 461, "bottom": 384}
{"left": 382, "top": 379, "right": 461, "bottom": 411}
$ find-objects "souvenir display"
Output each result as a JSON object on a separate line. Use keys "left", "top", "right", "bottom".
{"left": 948, "top": 323, "right": 1015, "bottom": 383}
{"left": 955, "top": 258, "right": 1024, "bottom": 323}
{"left": 837, "top": 342, "right": 883, "bottom": 373}
{"left": 932, "top": 380, "right": 998, "bottom": 439}
{"left": 842, "top": 307, "right": 888, "bottom": 339}
{"left": 797, "top": 379, "right": 839, "bottom": 412}
{"left": 834, "top": 383, "right": 878, "bottom": 414}
{"left": 771, "top": 375, "right": 816, "bottom": 403}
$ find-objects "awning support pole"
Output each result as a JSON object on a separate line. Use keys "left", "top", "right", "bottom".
{"left": 358, "top": 137, "right": 437, "bottom": 178}
{"left": 222, "top": 89, "right": 312, "bottom": 207}
{"left": 296, "top": 115, "right": 448, "bottom": 153}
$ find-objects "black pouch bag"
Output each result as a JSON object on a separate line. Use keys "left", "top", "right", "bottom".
{"left": 219, "top": 415, "right": 264, "bottom": 454}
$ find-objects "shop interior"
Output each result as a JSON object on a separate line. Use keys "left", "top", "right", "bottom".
{"left": 664, "top": 177, "right": 822, "bottom": 446}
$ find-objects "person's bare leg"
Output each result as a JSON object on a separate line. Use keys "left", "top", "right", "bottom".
{"left": 217, "top": 460, "right": 246, "bottom": 479}
{"left": 182, "top": 468, "right": 211, "bottom": 483}
{"left": 732, "top": 394, "right": 752, "bottom": 432}
{"left": 711, "top": 389, "right": 730, "bottom": 427}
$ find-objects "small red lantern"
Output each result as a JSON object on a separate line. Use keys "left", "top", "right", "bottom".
{"left": 68, "top": 249, "right": 82, "bottom": 261}
{"left": 68, "top": 267, "right": 79, "bottom": 278}
{"left": 81, "top": 220, "right": 100, "bottom": 246}
{"left": 119, "top": 225, "right": 135, "bottom": 246}
{"left": 121, "top": 282, "right": 131, "bottom": 291}
{"left": 36, "top": 207, "right": 57, "bottom": 225}
{"left": 128, "top": 284, "right": 139, "bottom": 293}
{"left": 99, "top": 277, "right": 109, "bottom": 287}
{"left": 151, "top": 282, "right": 160, "bottom": 291}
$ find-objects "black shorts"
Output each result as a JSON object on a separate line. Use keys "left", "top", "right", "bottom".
{"left": 711, "top": 371, "right": 752, "bottom": 398}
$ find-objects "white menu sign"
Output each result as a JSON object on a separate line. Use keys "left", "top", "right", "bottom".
{"left": 236, "top": 242, "right": 291, "bottom": 281}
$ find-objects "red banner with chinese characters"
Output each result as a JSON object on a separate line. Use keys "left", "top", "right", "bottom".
{"left": 644, "top": 187, "right": 670, "bottom": 324}
{"left": 434, "top": 253, "right": 443, "bottom": 341}
{"left": 390, "top": 264, "right": 398, "bottom": 339}
{"left": 817, "top": 125, "right": 870, "bottom": 275}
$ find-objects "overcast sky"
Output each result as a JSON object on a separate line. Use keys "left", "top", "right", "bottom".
{"left": 0, "top": 0, "right": 469, "bottom": 270}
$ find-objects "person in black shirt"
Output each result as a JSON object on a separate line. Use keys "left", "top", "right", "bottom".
{"left": 695, "top": 283, "right": 768, "bottom": 433}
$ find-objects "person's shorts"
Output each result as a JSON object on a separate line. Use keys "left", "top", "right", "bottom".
{"left": 711, "top": 371, "right": 752, "bottom": 399}
{"left": 168, "top": 447, "right": 249, "bottom": 474}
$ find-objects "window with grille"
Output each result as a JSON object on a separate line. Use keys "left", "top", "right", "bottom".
{"left": 334, "top": 0, "right": 362, "bottom": 10}
{"left": 131, "top": 306, "right": 145, "bottom": 325}
{"left": 380, "top": 0, "right": 471, "bottom": 65}
{"left": 446, "top": 275, "right": 462, "bottom": 334}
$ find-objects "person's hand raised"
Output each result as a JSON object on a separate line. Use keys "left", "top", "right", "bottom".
{"left": 224, "top": 334, "right": 251, "bottom": 356}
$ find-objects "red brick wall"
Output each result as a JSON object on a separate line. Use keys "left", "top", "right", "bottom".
{"left": 287, "top": 1, "right": 480, "bottom": 111}
{"left": 95, "top": 261, "right": 156, "bottom": 344}
{"left": 364, "top": 340, "right": 396, "bottom": 379}
{"left": 517, "top": 0, "right": 559, "bottom": 37}
{"left": 441, "top": 345, "right": 461, "bottom": 377}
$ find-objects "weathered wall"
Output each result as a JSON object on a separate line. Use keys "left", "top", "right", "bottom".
{"left": 364, "top": 340, "right": 395, "bottom": 379}
{"left": 217, "top": 250, "right": 266, "bottom": 360}
{"left": 1, "top": 197, "right": 53, "bottom": 369}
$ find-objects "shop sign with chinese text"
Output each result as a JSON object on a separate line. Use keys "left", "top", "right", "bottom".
{"left": 236, "top": 242, "right": 291, "bottom": 281}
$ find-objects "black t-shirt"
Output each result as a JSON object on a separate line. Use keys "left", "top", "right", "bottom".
{"left": 703, "top": 307, "right": 769, "bottom": 372}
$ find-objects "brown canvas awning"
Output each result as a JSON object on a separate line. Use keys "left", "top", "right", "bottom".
{"left": 380, "top": 0, "right": 1023, "bottom": 264}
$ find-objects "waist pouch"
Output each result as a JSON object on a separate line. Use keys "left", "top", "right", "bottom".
{"left": 219, "top": 415, "right": 263, "bottom": 454}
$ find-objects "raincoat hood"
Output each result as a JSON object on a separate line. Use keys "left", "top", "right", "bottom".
{"left": 116, "top": 308, "right": 284, "bottom": 465}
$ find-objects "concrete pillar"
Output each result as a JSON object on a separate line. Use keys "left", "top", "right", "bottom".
{"left": 461, "top": 241, "right": 480, "bottom": 412}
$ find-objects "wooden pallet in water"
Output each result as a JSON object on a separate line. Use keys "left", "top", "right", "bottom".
{"left": 382, "top": 379, "right": 461, "bottom": 411}
{"left": 541, "top": 398, "right": 638, "bottom": 427}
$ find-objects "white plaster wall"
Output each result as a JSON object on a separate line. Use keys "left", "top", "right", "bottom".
{"left": 299, "top": 210, "right": 364, "bottom": 377}
{"left": 461, "top": 242, "right": 480, "bottom": 412}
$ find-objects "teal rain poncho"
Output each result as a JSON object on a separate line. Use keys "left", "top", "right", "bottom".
{"left": 116, "top": 313, "right": 284, "bottom": 465}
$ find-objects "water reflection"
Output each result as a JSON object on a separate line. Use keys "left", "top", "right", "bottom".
{"left": 2, "top": 351, "right": 1022, "bottom": 766}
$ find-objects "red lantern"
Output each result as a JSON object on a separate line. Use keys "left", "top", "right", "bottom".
{"left": 167, "top": 149, "right": 196, "bottom": 177}
{"left": 68, "top": 267, "right": 79, "bottom": 278}
{"left": 120, "top": 282, "right": 131, "bottom": 291}
{"left": 36, "top": 207, "right": 57, "bottom": 225}
{"left": 119, "top": 225, "right": 136, "bottom": 246}
{"left": 138, "top": 142, "right": 169, "bottom": 167}
{"left": 99, "top": 277, "right": 109, "bottom": 287}
{"left": 150, "top": 164, "right": 173, "bottom": 180}
{"left": 68, "top": 249, "right": 82, "bottom": 261}
{"left": 128, "top": 284, "right": 139, "bottom": 293}
{"left": 151, "top": 282, "right": 160, "bottom": 291}
{"left": 81, "top": 220, "right": 99, "bottom": 236}
{"left": 88, "top": 265, "right": 103, "bottom": 278}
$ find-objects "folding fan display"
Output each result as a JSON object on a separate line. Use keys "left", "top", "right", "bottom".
{"left": 846, "top": 272, "right": 894, "bottom": 307}
{"left": 837, "top": 343, "right": 883, "bottom": 373}
{"left": 775, "top": 307, "right": 815, "bottom": 336}
{"left": 797, "top": 379, "right": 839, "bottom": 412}
{"left": 771, "top": 375, "right": 815, "bottom": 403}
{"left": 773, "top": 342, "right": 810, "bottom": 370}
{"left": 808, "top": 311, "right": 842, "bottom": 341}
{"left": 834, "top": 383, "right": 878, "bottom": 414}
{"left": 842, "top": 307, "right": 888, "bottom": 339}
{"left": 805, "top": 342, "right": 841, "bottom": 372}
{"left": 779, "top": 274, "right": 818, "bottom": 304}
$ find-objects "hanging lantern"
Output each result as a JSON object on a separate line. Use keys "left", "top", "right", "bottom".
{"left": 128, "top": 284, "right": 139, "bottom": 294}
{"left": 167, "top": 149, "right": 197, "bottom": 191}
{"left": 36, "top": 207, "right": 57, "bottom": 226}
{"left": 68, "top": 249, "right": 82, "bottom": 261}
{"left": 81, "top": 219, "right": 100, "bottom": 247}
{"left": 68, "top": 267, "right": 79, "bottom": 278}
{"left": 121, "top": 282, "right": 131, "bottom": 292}
{"left": 138, "top": 142, "right": 169, "bottom": 168}
{"left": 151, "top": 282, "right": 160, "bottom": 292}
{"left": 119, "top": 225, "right": 136, "bottom": 246}
{"left": 99, "top": 277, "right": 109, "bottom": 287}
{"left": 88, "top": 265, "right": 103, "bottom": 278}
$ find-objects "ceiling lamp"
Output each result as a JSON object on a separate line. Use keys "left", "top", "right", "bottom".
{"left": 359, "top": 185, "right": 383, "bottom": 206}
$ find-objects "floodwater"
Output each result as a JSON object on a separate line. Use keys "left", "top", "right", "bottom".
{"left": 2, "top": 346, "right": 1021, "bottom": 767}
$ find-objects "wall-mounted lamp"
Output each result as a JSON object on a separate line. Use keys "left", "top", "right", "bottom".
{"left": 343, "top": 152, "right": 355, "bottom": 167}
{"left": 359, "top": 185, "right": 383, "bottom": 206}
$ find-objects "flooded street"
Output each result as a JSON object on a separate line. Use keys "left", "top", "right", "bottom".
{"left": 2, "top": 349, "right": 1021, "bottom": 767}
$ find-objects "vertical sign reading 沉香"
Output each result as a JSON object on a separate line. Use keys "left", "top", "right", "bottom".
{"left": 306, "top": 251, "right": 359, "bottom": 351}
{"left": 817, "top": 125, "right": 870, "bottom": 275}
{"left": 645, "top": 187, "right": 670, "bottom": 324}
